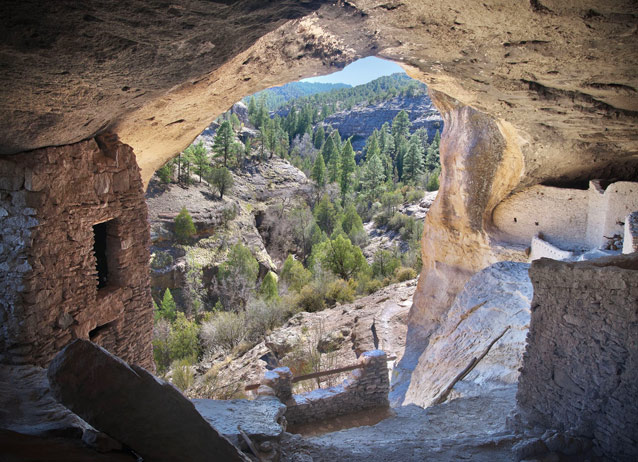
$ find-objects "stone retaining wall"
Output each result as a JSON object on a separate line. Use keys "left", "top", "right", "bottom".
{"left": 0, "top": 135, "right": 153, "bottom": 369}
{"left": 517, "top": 255, "right": 638, "bottom": 461}
{"left": 258, "top": 350, "right": 389, "bottom": 426}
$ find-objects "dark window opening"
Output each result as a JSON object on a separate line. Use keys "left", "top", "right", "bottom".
{"left": 513, "top": 217, "right": 517, "bottom": 223}
{"left": 89, "top": 320, "right": 116, "bottom": 340}
{"left": 93, "top": 222, "right": 109, "bottom": 289}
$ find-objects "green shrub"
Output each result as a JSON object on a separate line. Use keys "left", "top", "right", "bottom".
{"left": 404, "top": 188, "right": 424, "bottom": 203}
{"left": 171, "top": 359, "right": 195, "bottom": 391}
{"left": 371, "top": 249, "right": 401, "bottom": 278}
{"left": 325, "top": 279, "right": 355, "bottom": 305}
{"left": 280, "top": 255, "right": 312, "bottom": 293}
{"left": 153, "top": 318, "right": 172, "bottom": 374}
{"left": 174, "top": 207, "right": 196, "bottom": 244}
{"left": 168, "top": 312, "right": 200, "bottom": 364}
{"left": 394, "top": 266, "right": 417, "bottom": 282}
{"left": 245, "top": 298, "right": 288, "bottom": 341}
{"left": 295, "top": 285, "right": 325, "bottom": 313}
{"left": 200, "top": 310, "right": 246, "bottom": 353}
{"left": 426, "top": 168, "right": 440, "bottom": 191}
{"left": 157, "top": 163, "right": 174, "bottom": 184}
{"left": 151, "top": 251, "right": 174, "bottom": 270}
{"left": 259, "top": 271, "right": 280, "bottom": 303}
{"left": 387, "top": 212, "right": 411, "bottom": 233}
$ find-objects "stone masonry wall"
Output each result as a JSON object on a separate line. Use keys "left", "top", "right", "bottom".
{"left": 258, "top": 350, "right": 389, "bottom": 427}
{"left": 517, "top": 254, "right": 638, "bottom": 461}
{"left": 623, "top": 211, "right": 638, "bottom": 254}
{"left": 0, "top": 135, "right": 153, "bottom": 369}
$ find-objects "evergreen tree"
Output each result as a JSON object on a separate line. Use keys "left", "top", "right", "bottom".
{"left": 185, "top": 141, "right": 209, "bottom": 183}
{"left": 391, "top": 110, "right": 411, "bottom": 153}
{"left": 247, "top": 96, "right": 257, "bottom": 119}
{"left": 217, "top": 243, "right": 259, "bottom": 310}
{"left": 364, "top": 130, "right": 381, "bottom": 161}
{"left": 311, "top": 151, "right": 327, "bottom": 187}
{"left": 313, "top": 125, "right": 325, "bottom": 150}
{"left": 395, "top": 136, "right": 408, "bottom": 181}
{"left": 212, "top": 121, "right": 236, "bottom": 167}
{"left": 403, "top": 134, "right": 425, "bottom": 183}
{"left": 259, "top": 271, "right": 280, "bottom": 303}
{"left": 341, "top": 204, "right": 365, "bottom": 242}
{"left": 339, "top": 139, "right": 356, "bottom": 201}
{"left": 206, "top": 166, "right": 234, "bottom": 199}
{"left": 174, "top": 207, "right": 196, "bottom": 244}
{"left": 157, "top": 162, "right": 174, "bottom": 184}
{"left": 316, "top": 234, "right": 368, "bottom": 281}
{"left": 157, "top": 288, "right": 177, "bottom": 322}
{"left": 280, "top": 255, "right": 312, "bottom": 293}
{"left": 321, "top": 134, "right": 338, "bottom": 166}
{"left": 314, "top": 194, "right": 337, "bottom": 235}
{"left": 361, "top": 151, "right": 385, "bottom": 198}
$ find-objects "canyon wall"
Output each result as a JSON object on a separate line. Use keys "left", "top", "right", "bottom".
{"left": 517, "top": 255, "right": 638, "bottom": 461}
{"left": 0, "top": 136, "right": 153, "bottom": 369}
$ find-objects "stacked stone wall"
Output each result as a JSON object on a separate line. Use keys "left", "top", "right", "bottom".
{"left": 517, "top": 255, "right": 638, "bottom": 461}
{"left": 0, "top": 135, "right": 153, "bottom": 369}
{"left": 622, "top": 211, "right": 638, "bottom": 254}
{"left": 258, "top": 350, "right": 389, "bottom": 427}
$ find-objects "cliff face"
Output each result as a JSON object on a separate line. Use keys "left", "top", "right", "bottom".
{"left": 321, "top": 95, "right": 442, "bottom": 151}
{"left": 1, "top": 0, "right": 637, "bottom": 431}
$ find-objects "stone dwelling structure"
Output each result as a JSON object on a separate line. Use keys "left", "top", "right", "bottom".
{"left": 0, "top": 135, "right": 153, "bottom": 369}
{"left": 0, "top": 1, "right": 637, "bottom": 461}
{"left": 492, "top": 180, "right": 638, "bottom": 253}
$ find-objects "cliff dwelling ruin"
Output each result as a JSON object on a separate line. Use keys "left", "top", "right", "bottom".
{"left": 1, "top": 0, "right": 637, "bottom": 461}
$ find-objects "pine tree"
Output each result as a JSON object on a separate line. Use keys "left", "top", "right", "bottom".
{"left": 247, "top": 96, "right": 257, "bottom": 119}
{"left": 311, "top": 152, "right": 327, "bottom": 187}
{"left": 403, "top": 134, "right": 425, "bottom": 183}
{"left": 212, "top": 120, "right": 236, "bottom": 167}
{"left": 339, "top": 139, "right": 356, "bottom": 201}
{"left": 364, "top": 130, "right": 381, "bottom": 161}
{"left": 321, "top": 134, "right": 338, "bottom": 165}
{"left": 392, "top": 110, "right": 411, "bottom": 153}
{"left": 206, "top": 166, "right": 234, "bottom": 199}
{"left": 185, "top": 141, "right": 209, "bottom": 183}
{"left": 313, "top": 125, "right": 325, "bottom": 150}
{"left": 157, "top": 288, "right": 177, "bottom": 322}
{"left": 361, "top": 152, "right": 385, "bottom": 197}
{"left": 314, "top": 195, "right": 337, "bottom": 235}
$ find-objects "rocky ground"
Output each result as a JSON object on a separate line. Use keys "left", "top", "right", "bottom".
{"left": 188, "top": 279, "right": 415, "bottom": 400}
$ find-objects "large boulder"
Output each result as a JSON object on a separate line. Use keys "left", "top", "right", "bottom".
{"left": 47, "top": 339, "right": 249, "bottom": 462}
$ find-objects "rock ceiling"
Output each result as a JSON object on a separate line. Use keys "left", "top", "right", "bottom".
{"left": 1, "top": 0, "right": 636, "bottom": 186}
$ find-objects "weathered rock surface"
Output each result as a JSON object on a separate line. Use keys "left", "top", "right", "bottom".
{"left": 281, "top": 385, "right": 521, "bottom": 462}
{"left": 0, "top": 364, "right": 90, "bottom": 438}
{"left": 193, "top": 397, "right": 286, "bottom": 452}
{"left": 47, "top": 339, "right": 249, "bottom": 462}
{"left": 1, "top": 1, "right": 636, "bottom": 188}
{"left": 402, "top": 261, "right": 532, "bottom": 408}
{"left": 321, "top": 94, "right": 442, "bottom": 151}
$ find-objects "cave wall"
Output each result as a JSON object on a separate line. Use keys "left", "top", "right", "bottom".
{"left": 517, "top": 255, "right": 638, "bottom": 461}
{"left": 0, "top": 135, "right": 153, "bottom": 369}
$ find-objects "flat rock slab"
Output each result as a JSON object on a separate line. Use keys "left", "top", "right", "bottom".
{"left": 193, "top": 397, "right": 286, "bottom": 447}
{"left": 47, "top": 339, "right": 249, "bottom": 462}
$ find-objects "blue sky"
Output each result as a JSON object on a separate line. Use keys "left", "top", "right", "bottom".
{"left": 301, "top": 56, "right": 405, "bottom": 87}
